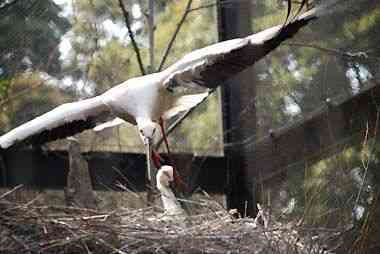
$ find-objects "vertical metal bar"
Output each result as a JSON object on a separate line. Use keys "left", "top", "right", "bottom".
{"left": 217, "top": 0, "right": 258, "bottom": 217}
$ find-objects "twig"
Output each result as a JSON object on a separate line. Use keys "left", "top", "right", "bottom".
{"left": 111, "top": 166, "right": 148, "bottom": 203}
{"left": 158, "top": 0, "right": 194, "bottom": 71}
{"left": 0, "top": 184, "right": 23, "bottom": 200}
{"left": 188, "top": 3, "right": 216, "bottom": 12}
{"left": 285, "top": 42, "right": 379, "bottom": 60}
{"left": 9, "top": 234, "right": 32, "bottom": 253}
{"left": 118, "top": 0, "right": 146, "bottom": 75}
{"left": 96, "top": 238, "right": 128, "bottom": 254}
{"left": 354, "top": 110, "right": 380, "bottom": 207}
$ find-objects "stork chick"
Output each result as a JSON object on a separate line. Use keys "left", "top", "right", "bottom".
{"left": 156, "top": 165, "right": 186, "bottom": 217}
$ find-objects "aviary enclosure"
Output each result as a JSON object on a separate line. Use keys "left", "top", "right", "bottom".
{"left": 0, "top": 0, "right": 379, "bottom": 253}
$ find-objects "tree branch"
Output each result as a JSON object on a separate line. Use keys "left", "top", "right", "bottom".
{"left": 158, "top": 0, "right": 193, "bottom": 71}
{"left": 188, "top": 3, "right": 216, "bottom": 12}
{"left": 285, "top": 42, "right": 379, "bottom": 60}
{"left": 148, "top": 0, "right": 155, "bottom": 72}
{"left": 118, "top": 0, "right": 146, "bottom": 75}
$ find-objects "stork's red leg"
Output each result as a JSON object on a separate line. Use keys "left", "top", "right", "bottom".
{"left": 158, "top": 117, "right": 172, "bottom": 155}
{"left": 151, "top": 149, "right": 163, "bottom": 169}
{"left": 158, "top": 117, "right": 188, "bottom": 192}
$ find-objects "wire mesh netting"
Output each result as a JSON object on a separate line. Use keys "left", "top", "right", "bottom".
{"left": 0, "top": 0, "right": 380, "bottom": 253}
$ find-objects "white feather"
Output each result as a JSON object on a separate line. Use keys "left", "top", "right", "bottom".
{"left": 156, "top": 165, "right": 185, "bottom": 216}
{"left": 0, "top": 96, "right": 107, "bottom": 149}
{"left": 162, "top": 92, "right": 209, "bottom": 119}
{"left": 93, "top": 117, "right": 126, "bottom": 132}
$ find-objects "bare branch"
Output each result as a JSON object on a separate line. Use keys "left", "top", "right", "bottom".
{"left": 158, "top": 0, "right": 194, "bottom": 71}
{"left": 148, "top": 0, "right": 155, "bottom": 72}
{"left": 118, "top": 0, "right": 146, "bottom": 75}
{"left": 285, "top": 42, "right": 379, "bottom": 60}
{"left": 0, "top": 184, "right": 23, "bottom": 200}
{"left": 188, "top": 3, "right": 216, "bottom": 12}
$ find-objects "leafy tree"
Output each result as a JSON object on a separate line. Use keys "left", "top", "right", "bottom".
{"left": 0, "top": 0, "right": 71, "bottom": 132}
{"left": 254, "top": 0, "right": 379, "bottom": 134}
{"left": 0, "top": 0, "right": 70, "bottom": 99}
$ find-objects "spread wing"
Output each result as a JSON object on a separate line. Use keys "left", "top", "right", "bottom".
{"left": 162, "top": 92, "right": 210, "bottom": 120}
{"left": 162, "top": 3, "right": 334, "bottom": 93}
{"left": 0, "top": 96, "right": 112, "bottom": 149}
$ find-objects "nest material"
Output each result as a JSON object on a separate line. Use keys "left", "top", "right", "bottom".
{"left": 1, "top": 188, "right": 343, "bottom": 254}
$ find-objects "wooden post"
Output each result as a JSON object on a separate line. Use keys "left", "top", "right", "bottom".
{"left": 65, "top": 138, "right": 97, "bottom": 209}
{"left": 217, "top": 0, "right": 258, "bottom": 217}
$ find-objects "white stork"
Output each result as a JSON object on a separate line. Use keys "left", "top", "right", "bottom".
{"left": 0, "top": 2, "right": 337, "bottom": 183}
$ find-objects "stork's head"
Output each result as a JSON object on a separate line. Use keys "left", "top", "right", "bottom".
{"left": 136, "top": 117, "right": 157, "bottom": 145}
{"left": 156, "top": 165, "right": 174, "bottom": 190}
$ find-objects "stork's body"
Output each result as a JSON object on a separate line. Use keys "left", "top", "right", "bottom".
{"left": 102, "top": 73, "right": 168, "bottom": 124}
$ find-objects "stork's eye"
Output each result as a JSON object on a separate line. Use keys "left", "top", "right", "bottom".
{"left": 140, "top": 129, "right": 144, "bottom": 134}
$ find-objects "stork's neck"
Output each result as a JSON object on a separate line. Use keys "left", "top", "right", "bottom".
{"left": 158, "top": 184, "right": 185, "bottom": 216}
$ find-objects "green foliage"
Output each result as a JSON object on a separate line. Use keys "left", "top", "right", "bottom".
{"left": 255, "top": 0, "right": 380, "bottom": 132}
{"left": 0, "top": 0, "right": 70, "bottom": 80}
{"left": 0, "top": 78, "right": 11, "bottom": 98}
{"left": 1, "top": 73, "right": 75, "bottom": 132}
{"left": 0, "top": 0, "right": 72, "bottom": 130}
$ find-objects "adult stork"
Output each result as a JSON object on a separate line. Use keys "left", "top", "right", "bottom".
{"left": 0, "top": 1, "right": 338, "bottom": 185}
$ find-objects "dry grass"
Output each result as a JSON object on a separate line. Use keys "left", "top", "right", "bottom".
{"left": 0, "top": 186, "right": 344, "bottom": 254}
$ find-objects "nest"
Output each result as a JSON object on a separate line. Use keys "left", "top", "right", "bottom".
{"left": 1, "top": 187, "right": 345, "bottom": 254}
